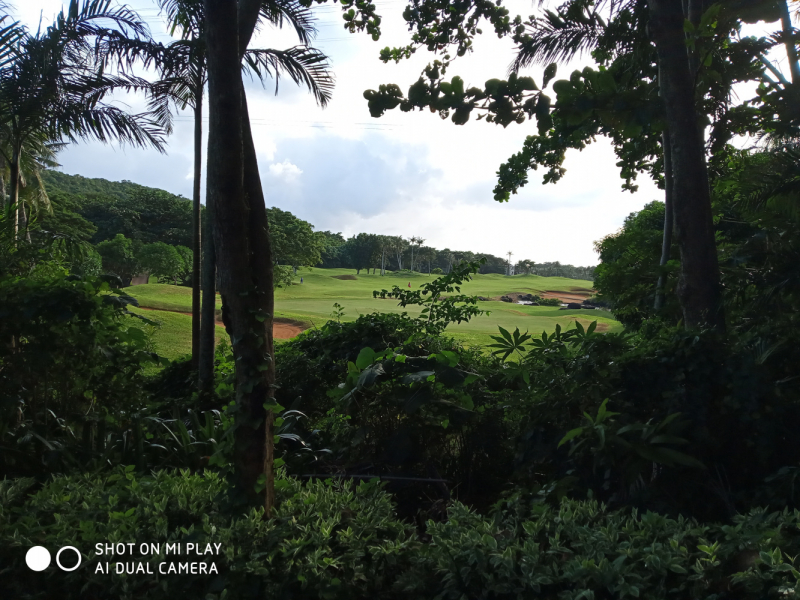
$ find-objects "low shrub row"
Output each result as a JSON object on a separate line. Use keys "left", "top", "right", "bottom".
{"left": 2, "top": 468, "right": 799, "bottom": 599}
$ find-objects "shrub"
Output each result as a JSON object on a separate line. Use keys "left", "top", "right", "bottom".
{"left": 493, "top": 323, "right": 800, "bottom": 520}
{"left": 2, "top": 472, "right": 799, "bottom": 600}
{"left": 0, "top": 276, "right": 160, "bottom": 478}
{"left": 399, "top": 498, "right": 800, "bottom": 600}
{"left": 0, "top": 468, "right": 415, "bottom": 600}
{"left": 537, "top": 297, "right": 561, "bottom": 307}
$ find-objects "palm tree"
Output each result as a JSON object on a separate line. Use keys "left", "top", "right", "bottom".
{"left": 408, "top": 236, "right": 425, "bottom": 272}
{"left": 0, "top": 131, "right": 61, "bottom": 241}
{"left": 200, "top": 0, "right": 335, "bottom": 512}
{"left": 0, "top": 0, "right": 166, "bottom": 246}
{"left": 107, "top": 0, "right": 332, "bottom": 382}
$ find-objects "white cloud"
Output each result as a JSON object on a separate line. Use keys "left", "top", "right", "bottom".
{"left": 268, "top": 160, "right": 303, "bottom": 181}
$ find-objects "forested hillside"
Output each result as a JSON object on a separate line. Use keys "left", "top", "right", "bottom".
{"left": 41, "top": 170, "right": 182, "bottom": 202}
{"left": 42, "top": 171, "right": 195, "bottom": 247}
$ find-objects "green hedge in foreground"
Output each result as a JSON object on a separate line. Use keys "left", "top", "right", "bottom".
{"left": 1, "top": 469, "right": 799, "bottom": 599}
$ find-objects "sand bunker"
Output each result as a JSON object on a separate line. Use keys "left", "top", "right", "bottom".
{"left": 540, "top": 290, "right": 594, "bottom": 303}
{"left": 139, "top": 308, "right": 307, "bottom": 339}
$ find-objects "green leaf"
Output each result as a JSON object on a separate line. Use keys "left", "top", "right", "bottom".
{"left": 482, "top": 534, "right": 498, "bottom": 550}
{"left": 558, "top": 427, "right": 584, "bottom": 448}
{"left": 543, "top": 62, "right": 557, "bottom": 87}
{"left": 355, "top": 347, "right": 377, "bottom": 370}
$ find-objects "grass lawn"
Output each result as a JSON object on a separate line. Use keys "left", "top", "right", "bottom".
{"left": 128, "top": 307, "right": 226, "bottom": 366}
{"left": 125, "top": 267, "right": 619, "bottom": 360}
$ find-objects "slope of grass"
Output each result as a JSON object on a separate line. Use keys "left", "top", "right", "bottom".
{"left": 129, "top": 307, "right": 225, "bottom": 364}
{"left": 127, "top": 284, "right": 221, "bottom": 312}
{"left": 124, "top": 268, "right": 618, "bottom": 358}
{"left": 277, "top": 268, "right": 595, "bottom": 301}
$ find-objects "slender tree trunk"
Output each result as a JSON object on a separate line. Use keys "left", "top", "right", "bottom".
{"left": 649, "top": 0, "right": 724, "bottom": 330}
{"left": 205, "top": 0, "right": 273, "bottom": 509}
{"left": 191, "top": 81, "right": 203, "bottom": 372}
{"left": 686, "top": 0, "right": 705, "bottom": 78}
{"left": 241, "top": 87, "right": 276, "bottom": 516}
{"left": 780, "top": 0, "right": 800, "bottom": 84}
{"left": 10, "top": 146, "right": 20, "bottom": 245}
{"left": 199, "top": 196, "right": 216, "bottom": 392}
{"left": 20, "top": 202, "right": 31, "bottom": 243}
{"left": 654, "top": 129, "right": 674, "bottom": 311}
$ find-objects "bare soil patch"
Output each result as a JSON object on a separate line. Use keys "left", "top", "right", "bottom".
{"left": 138, "top": 307, "right": 308, "bottom": 339}
{"left": 541, "top": 290, "right": 594, "bottom": 303}
{"left": 331, "top": 274, "right": 357, "bottom": 280}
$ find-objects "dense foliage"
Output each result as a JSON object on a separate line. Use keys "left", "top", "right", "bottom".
{"left": 3, "top": 469, "right": 800, "bottom": 599}
{"left": 3, "top": 0, "right": 800, "bottom": 597}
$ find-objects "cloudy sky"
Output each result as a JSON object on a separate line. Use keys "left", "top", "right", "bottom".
{"left": 10, "top": 1, "right": 786, "bottom": 265}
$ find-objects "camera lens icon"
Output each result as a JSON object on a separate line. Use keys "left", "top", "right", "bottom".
{"left": 26, "top": 546, "right": 51, "bottom": 571}
{"left": 26, "top": 546, "right": 82, "bottom": 572}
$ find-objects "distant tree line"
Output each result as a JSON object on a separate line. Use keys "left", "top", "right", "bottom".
{"left": 316, "top": 232, "right": 594, "bottom": 280}
{"left": 42, "top": 171, "right": 595, "bottom": 283}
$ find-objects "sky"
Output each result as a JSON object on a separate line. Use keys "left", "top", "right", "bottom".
{"left": 10, "top": 1, "right": 790, "bottom": 265}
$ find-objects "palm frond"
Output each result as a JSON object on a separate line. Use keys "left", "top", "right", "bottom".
{"left": 54, "top": 105, "right": 167, "bottom": 152}
{"left": 511, "top": 9, "right": 604, "bottom": 73}
{"left": 244, "top": 45, "right": 334, "bottom": 107}
{"left": 258, "top": 0, "right": 318, "bottom": 46}
{"left": 157, "top": 0, "right": 204, "bottom": 40}
{"left": 738, "top": 145, "right": 800, "bottom": 222}
{"left": 0, "top": 19, "right": 23, "bottom": 70}
{"left": 50, "top": 0, "right": 150, "bottom": 45}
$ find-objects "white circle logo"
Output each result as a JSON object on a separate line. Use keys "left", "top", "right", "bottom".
{"left": 55, "top": 546, "right": 82, "bottom": 571}
{"left": 26, "top": 546, "right": 51, "bottom": 571}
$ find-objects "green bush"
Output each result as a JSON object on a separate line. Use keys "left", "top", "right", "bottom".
{"left": 2, "top": 471, "right": 799, "bottom": 600}
{"left": 537, "top": 297, "right": 561, "bottom": 307}
{"left": 400, "top": 498, "right": 800, "bottom": 600}
{"left": 490, "top": 323, "right": 800, "bottom": 520}
{"left": 0, "top": 275, "right": 160, "bottom": 478}
{"left": 0, "top": 468, "right": 415, "bottom": 600}
{"left": 275, "top": 309, "right": 514, "bottom": 515}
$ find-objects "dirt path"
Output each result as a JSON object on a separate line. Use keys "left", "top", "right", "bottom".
{"left": 540, "top": 290, "right": 594, "bottom": 304}
{"left": 138, "top": 307, "right": 307, "bottom": 339}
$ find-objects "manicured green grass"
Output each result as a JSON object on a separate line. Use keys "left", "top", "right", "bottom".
{"left": 277, "top": 268, "right": 595, "bottom": 301}
{"left": 125, "top": 268, "right": 619, "bottom": 359}
{"left": 126, "top": 284, "right": 221, "bottom": 312}
{"left": 128, "top": 307, "right": 225, "bottom": 364}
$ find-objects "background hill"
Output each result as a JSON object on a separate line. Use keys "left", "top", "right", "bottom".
{"left": 42, "top": 170, "right": 195, "bottom": 247}
{"left": 41, "top": 170, "right": 186, "bottom": 202}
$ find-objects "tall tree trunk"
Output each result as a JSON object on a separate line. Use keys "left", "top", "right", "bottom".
{"left": 654, "top": 129, "right": 674, "bottom": 311}
{"left": 649, "top": 0, "right": 724, "bottom": 330}
{"left": 205, "top": 0, "right": 272, "bottom": 507}
{"left": 198, "top": 194, "right": 216, "bottom": 393}
{"left": 191, "top": 81, "right": 203, "bottom": 372}
{"left": 780, "top": 0, "right": 800, "bottom": 84}
{"left": 10, "top": 146, "right": 20, "bottom": 245}
{"left": 241, "top": 87, "right": 276, "bottom": 516}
